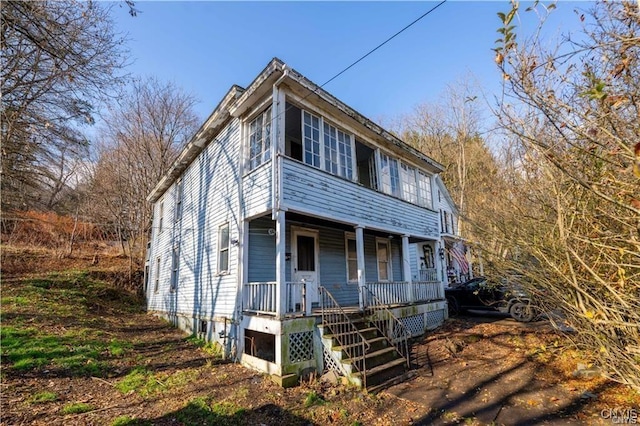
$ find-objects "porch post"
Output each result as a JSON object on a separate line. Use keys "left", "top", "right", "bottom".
{"left": 402, "top": 235, "right": 414, "bottom": 303}
{"left": 355, "top": 225, "right": 366, "bottom": 310}
{"left": 275, "top": 210, "right": 286, "bottom": 318}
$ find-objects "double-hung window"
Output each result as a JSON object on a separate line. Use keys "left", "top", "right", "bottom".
{"left": 303, "top": 110, "right": 354, "bottom": 179}
{"left": 170, "top": 245, "right": 179, "bottom": 291}
{"left": 379, "top": 153, "right": 401, "bottom": 198}
{"left": 154, "top": 257, "right": 161, "bottom": 293}
{"left": 158, "top": 200, "right": 164, "bottom": 233}
{"left": 248, "top": 106, "right": 272, "bottom": 170}
{"left": 174, "top": 179, "right": 184, "bottom": 222}
{"left": 218, "top": 223, "right": 230, "bottom": 273}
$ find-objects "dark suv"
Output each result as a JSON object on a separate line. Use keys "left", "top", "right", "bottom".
{"left": 445, "top": 277, "right": 536, "bottom": 322}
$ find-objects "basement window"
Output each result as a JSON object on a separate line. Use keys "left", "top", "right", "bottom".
{"left": 244, "top": 329, "right": 275, "bottom": 362}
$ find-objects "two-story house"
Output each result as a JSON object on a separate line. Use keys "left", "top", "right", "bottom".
{"left": 146, "top": 59, "right": 449, "bottom": 390}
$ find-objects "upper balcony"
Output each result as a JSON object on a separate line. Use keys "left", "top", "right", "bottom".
{"left": 279, "top": 102, "right": 440, "bottom": 238}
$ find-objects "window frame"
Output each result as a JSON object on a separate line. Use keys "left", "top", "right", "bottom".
{"left": 158, "top": 199, "right": 164, "bottom": 233}
{"left": 345, "top": 232, "right": 358, "bottom": 283}
{"left": 375, "top": 238, "right": 392, "bottom": 282}
{"left": 248, "top": 106, "right": 272, "bottom": 171}
{"left": 174, "top": 178, "right": 184, "bottom": 223}
{"left": 400, "top": 162, "right": 418, "bottom": 204}
{"left": 170, "top": 245, "right": 179, "bottom": 292}
{"left": 302, "top": 109, "right": 355, "bottom": 180}
{"left": 218, "top": 223, "right": 230, "bottom": 274}
{"left": 154, "top": 256, "right": 161, "bottom": 293}
{"left": 416, "top": 171, "right": 433, "bottom": 208}
{"left": 379, "top": 153, "right": 401, "bottom": 198}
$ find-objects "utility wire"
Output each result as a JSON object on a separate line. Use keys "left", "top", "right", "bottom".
{"left": 319, "top": 0, "right": 448, "bottom": 90}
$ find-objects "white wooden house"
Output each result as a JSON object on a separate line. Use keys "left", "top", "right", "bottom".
{"left": 410, "top": 176, "right": 473, "bottom": 287}
{"left": 145, "top": 59, "right": 450, "bottom": 390}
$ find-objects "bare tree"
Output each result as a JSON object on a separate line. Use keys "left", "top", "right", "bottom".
{"left": 398, "top": 80, "right": 502, "bottom": 242}
{"left": 1, "top": 0, "right": 129, "bottom": 212}
{"left": 88, "top": 77, "right": 199, "bottom": 265}
{"left": 488, "top": 1, "right": 640, "bottom": 390}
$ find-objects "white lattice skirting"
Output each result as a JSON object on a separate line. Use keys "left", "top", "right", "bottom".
{"left": 426, "top": 309, "right": 446, "bottom": 330}
{"left": 289, "top": 331, "right": 314, "bottom": 363}
{"left": 400, "top": 314, "right": 426, "bottom": 337}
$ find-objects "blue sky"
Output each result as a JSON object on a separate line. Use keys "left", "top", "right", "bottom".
{"left": 110, "top": 1, "right": 587, "bottom": 127}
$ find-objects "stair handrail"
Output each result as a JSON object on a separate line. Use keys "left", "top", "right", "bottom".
{"left": 319, "top": 286, "right": 371, "bottom": 388}
{"left": 361, "top": 285, "right": 411, "bottom": 369}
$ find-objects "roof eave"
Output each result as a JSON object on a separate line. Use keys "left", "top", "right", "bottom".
{"left": 147, "top": 85, "right": 245, "bottom": 203}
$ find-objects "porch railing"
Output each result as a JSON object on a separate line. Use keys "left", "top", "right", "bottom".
{"left": 364, "top": 281, "right": 408, "bottom": 306}
{"left": 319, "top": 286, "right": 370, "bottom": 388}
{"left": 285, "top": 281, "right": 306, "bottom": 315}
{"left": 419, "top": 268, "right": 439, "bottom": 282}
{"left": 362, "top": 286, "right": 411, "bottom": 369}
{"left": 364, "top": 281, "right": 444, "bottom": 307}
{"left": 412, "top": 281, "right": 444, "bottom": 302}
{"left": 243, "top": 282, "right": 276, "bottom": 314}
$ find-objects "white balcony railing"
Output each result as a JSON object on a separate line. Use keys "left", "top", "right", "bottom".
{"left": 243, "top": 282, "right": 276, "bottom": 314}
{"left": 419, "top": 268, "right": 439, "bottom": 282}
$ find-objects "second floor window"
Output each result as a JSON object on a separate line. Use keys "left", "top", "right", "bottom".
{"left": 380, "top": 153, "right": 401, "bottom": 198}
{"left": 248, "top": 106, "right": 272, "bottom": 170}
{"left": 174, "top": 179, "right": 184, "bottom": 222}
{"left": 416, "top": 171, "right": 432, "bottom": 208}
{"left": 303, "top": 110, "right": 354, "bottom": 179}
{"left": 158, "top": 200, "right": 164, "bottom": 233}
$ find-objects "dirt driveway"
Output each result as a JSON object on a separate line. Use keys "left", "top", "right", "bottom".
{"left": 383, "top": 313, "right": 634, "bottom": 425}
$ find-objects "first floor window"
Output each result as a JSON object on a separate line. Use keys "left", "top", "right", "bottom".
{"left": 218, "top": 223, "right": 230, "bottom": 273}
{"left": 376, "top": 239, "right": 392, "bottom": 281}
{"left": 154, "top": 257, "right": 161, "bottom": 293}
{"left": 248, "top": 106, "right": 272, "bottom": 170}
{"left": 171, "top": 246, "right": 179, "bottom": 291}
{"left": 345, "top": 234, "right": 357, "bottom": 282}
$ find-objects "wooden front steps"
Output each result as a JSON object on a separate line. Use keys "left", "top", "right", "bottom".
{"left": 320, "top": 312, "right": 410, "bottom": 391}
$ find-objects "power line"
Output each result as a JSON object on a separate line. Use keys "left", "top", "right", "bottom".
{"left": 319, "top": 0, "right": 448, "bottom": 90}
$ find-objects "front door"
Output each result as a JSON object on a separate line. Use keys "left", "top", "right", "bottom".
{"left": 292, "top": 229, "right": 319, "bottom": 307}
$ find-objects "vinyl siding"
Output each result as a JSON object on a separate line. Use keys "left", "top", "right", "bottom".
{"left": 147, "top": 118, "right": 241, "bottom": 319}
{"left": 281, "top": 158, "right": 439, "bottom": 239}
{"left": 242, "top": 162, "right": 272, "bottom": 219}
{"left": 247, "top": 216, "right": 276, "bottom": 283}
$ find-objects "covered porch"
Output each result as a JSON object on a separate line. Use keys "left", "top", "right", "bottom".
{"left": 241, "top": 212, "right": 445, "bottom": 318}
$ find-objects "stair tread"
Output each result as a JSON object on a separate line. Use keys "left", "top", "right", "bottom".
{"left": 342, "top": 346, "right": 397, "bottom": 363}
{"left": 352, "top": 357, "right": 407, "bottom": 378}
{"left": 333, "top": 337, "right": 387, "bottom": 351}
{"left": 322, "top": 327, "right": 377, "bottom": 340}
{"left": 320, "top": 318, "right": 367, "bottom": 327}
